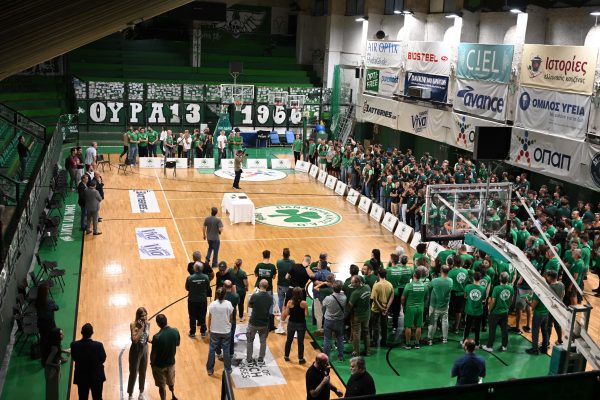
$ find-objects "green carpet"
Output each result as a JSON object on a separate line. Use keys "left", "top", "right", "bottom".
{"left": 305, "top": 300, "right": 551, "bottom": 393}
{"left": 0, "top": 193, "right": 83, "bottom": 400}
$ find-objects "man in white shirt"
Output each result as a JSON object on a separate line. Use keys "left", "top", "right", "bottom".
{"left": 217, "top": 130, "right": 227, "bottom": 166}
{"left": 85, "top": 142, "right": 97, "bottom": 171}
{"left": 159, "top": 127, "right": 168, "bottom": 154}
{"left": 206, "top": 287, "right": 234, "bottom": 375}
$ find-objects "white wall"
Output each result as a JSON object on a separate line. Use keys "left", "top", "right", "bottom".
{"left": 546, "top": 8, "right": 597, "bottom": 46}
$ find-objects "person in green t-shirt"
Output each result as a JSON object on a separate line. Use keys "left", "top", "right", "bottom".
{"left": 402, "top": 270, "right": 428, "bottom": 349}
{"left": 343, "top": 264, "right": 361, "bottom": 300}
{"left": 307, "top": 138, "right": 317, "bottom": 164}
{"left": 386, "top": 254, "right": 412, "bottom": 332}
{"left": 483, "top": 272, "right": 514, "bottom": 352}
{"left": 447, "top": 257, "right": 469, "bottom": 333}
{"left": 317, "top": 140, "right": 328, "bottom": 170}
{"left": 348, "top": 276, "right": 371, "bottom": 356}
{"left": 427, "top": 265, "right": 453, "bottom": 344}
{"left": 567, "top": 249, "right": 584, "bottom": 305}
{"left": 292, "top": 134, "right": 303, "bottom": 164}
{"left": 138, "top": 128, "right": 148, "bottom": 157}
{"left": 150, "top": 314, "right": 180, "bottom": 400}
{"left": 127, "top": 128, "right": 140, "bottom": 166}
{"left": 526, "top": 291, "right": 549, "bottom": 355}
{"left": 185, "top": 262, "right": 210, "bottom": 337}
{"left": 361, "top": 263, "right": 378, "bottom": 290}
{"left": 232, "top": 131, "right": 243, "bottom": 153}
{"left": 276, "top": 248, "right": 295, "bottom": 311}
{"left": 413, "top": 243, "right": 431, "bottom": 267}
{"left": 463, "top": 272, "right": 486, "bottom": 346}
{"left": 147, "top": 126, "right": 158, "bottom": 157}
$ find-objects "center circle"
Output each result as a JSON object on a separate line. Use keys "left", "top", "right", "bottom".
{"left": 255, "top": 204, "right": 342, "bottom": 228}
{"left": 214, "top": 168, "right": 287, "bottom": 182}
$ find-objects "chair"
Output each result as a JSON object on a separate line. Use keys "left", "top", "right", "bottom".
{"left": 269, "top": 132, "right": 282, "bottom": 147}
{"left": 256, "top": 130, "right": 270, "bottom": 148}
{"left": 16, "top": 313, "right": 39, "bottom": 355}
{"left": 29, "top": 270, "right": 55, "bottom": 299}
{"left": 38, "top": 218, "right": 58, "bottom": 250}
{"left": 284, "top": 131, "right": 295, "bottom": 146}
{"left": 118, "top": 157, "right": 131, "bottom": 174}
{"left": 97, "top": 154, "right": 111, "bottom": 171}
{"left": 164, "top": 160, "right": 177, "bottom": 177}
{"left": 35, "top": 254, "right": 65, "bottom": 291}
{"left": 46, "top": 197, "right": 63, "bottom": 218}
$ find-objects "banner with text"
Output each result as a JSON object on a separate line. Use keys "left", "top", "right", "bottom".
{"left": 450, "top": 113, "right": 505, "bottom": 152}
{"left": 357, "top": 94, "right": 399, "bottom": 129}
{"left": 366, "top": 40, "right": 402, "bottom": 68}
{"left": 515, "top": 86, "right": 590, "bottom": 141}
{"left": 583, "top": 142, "right": 600, "bottom": 190}
{"left": 365, "top": 68, "right": 400, "bottom": 96}
{"left": 129, "top": 190, "right": 160, "bottom": 213}
{"left": 457, "top": 43, "right": 514, "bottom": 84}
{"left": 404, "top": 72, "right": 449, "bottom": 103}
{"left": 520, "top": 44, "right": 598, "bottom": 95}
{"left": 135, "top": 227, "right": 175, "bottom": 259}
{"left": 396, "top": 102, "right": 450, "bottom": 143}
{"left": 508, "top": 128, "right": 584, "bottom": 181}
{"left": 453, "top": 79, "right": 508, "bottom": 121}
{"left": 405, "top": 41, "right": 451, "bottom": 76}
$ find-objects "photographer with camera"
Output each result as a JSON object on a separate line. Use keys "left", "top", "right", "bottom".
{"left": 306, "top": 353, "right": 343, "bottom": 399}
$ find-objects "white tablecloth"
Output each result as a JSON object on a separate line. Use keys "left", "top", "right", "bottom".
{"left": 221, "top": 193, "right": 255, "bottom": 225}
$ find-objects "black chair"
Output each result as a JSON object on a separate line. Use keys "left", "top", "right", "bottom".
{"left": 35, "top": 254, "right": 65, "bottom": 291}
{"left": 164, "top": 160, "right": 177, "bottom": 177}
{"left": 118, "top": 158, "right": 132, "bottom": 174}
{"left": 97, "top": 154, "right": 111, "bottom": 171}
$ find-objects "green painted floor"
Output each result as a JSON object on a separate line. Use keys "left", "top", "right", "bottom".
{"left": 1, "top": 192, "right": 83, "bottom": 400}
{"left": 305, "top": 303, "right": 551, "bottom": 393}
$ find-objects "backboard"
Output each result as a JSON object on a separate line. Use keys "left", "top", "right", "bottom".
{"left": 423, "top": 182, "right": 512, "bottom": 242}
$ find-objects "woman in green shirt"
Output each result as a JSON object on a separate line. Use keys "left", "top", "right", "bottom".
{"left": 232, "top": 259, "right": 249, "bottom": 322}
{"left": 331, "top": 148, "right": 341, "bottom": 179}
{"left": 292, "top": 134, "right": 303, "bottom": 164}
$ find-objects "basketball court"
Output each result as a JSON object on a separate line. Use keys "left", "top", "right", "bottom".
{"left": 60, "top": 149, "right": 599, "bottom": 399}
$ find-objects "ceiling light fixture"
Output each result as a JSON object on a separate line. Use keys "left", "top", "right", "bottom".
{"left": 355, "top": 16, "right": 368, "bottom": 22}
{"left": 445, "top": 12, "right": 463, "bottom": 19}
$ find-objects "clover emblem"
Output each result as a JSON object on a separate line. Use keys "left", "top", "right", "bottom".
{"left": 268, "top": 209, "right": 321, "bottom": 223}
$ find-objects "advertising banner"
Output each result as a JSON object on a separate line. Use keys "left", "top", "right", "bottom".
{"left": 404, "top": 72, "right": 449, "bottom": 103}
{"left": 453, "top": 78, "right": 508, "bottom": 121}
{"left": 366, "top": 40, "right": 402, "bottom": 68}
{"left": 457, "top": 43, "right": 514, "bottom": 83}
{"left": 357, "top": 94, "right": 399, "bottom": 129}
{"left": 365, "top": 68, "right": 400, "bottom": 96}
{"left": 450, "top": 113, "right": 505, "bottom": 152}
{"left": 135, "top": 227, "right": 175, "bottom": 259}
{"left": 129, "top": 190, "right": 160, "bottom": 214}
{"left": 515, "top": 86, "right": 590, "bottom": 140}
{"left": 405, "top": 41, "right": 451, "bottom": 76}
{"left": 583, "top": 142, "right": 600, "bottom": 190}
{"left": 508, "top": 128, "right": 584, "bottom": 181}
{"left": 520, "top": 44, "right": 598, "bottom": 95}
{"left": 396, "top": 102, "right": 450, "bottom": 143}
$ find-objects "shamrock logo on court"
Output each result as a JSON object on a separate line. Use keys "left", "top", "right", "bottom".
{"left": 268, "top": 209, "right": 321, "bottom": 223}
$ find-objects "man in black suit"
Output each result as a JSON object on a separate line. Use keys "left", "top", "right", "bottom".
{"left": 71, "top": 323, "right": 106, "bottom": 399}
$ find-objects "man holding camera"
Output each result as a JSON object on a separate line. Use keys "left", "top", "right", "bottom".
{"left": 305, "top": 353, "right": 343, "bottom": 400}
{"left": 233, "top": 149, "right": 245, "bottom": 190}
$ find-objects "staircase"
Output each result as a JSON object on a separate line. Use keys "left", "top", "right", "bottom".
{"left": 334, "top": 104, "right": 355, "bottom": 145}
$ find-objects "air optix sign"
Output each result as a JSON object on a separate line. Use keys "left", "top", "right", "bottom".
{"left": 457, "top": 43, "right": 514, "bottom": 84}
{"left": 404, "top": 72, "right": 449, "bottom": 103}
{"left": 515, "top": 86, "right": 590, "bottom": 140}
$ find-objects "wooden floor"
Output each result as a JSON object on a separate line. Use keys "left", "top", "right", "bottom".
{"left": 73, "top": 155, "right": 406, "bottom": 400}
{"left": 73, "top": 156, "right": 600, "bottom": 400}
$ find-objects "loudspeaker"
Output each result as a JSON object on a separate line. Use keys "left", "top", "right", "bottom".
{"left": 473, "top": 126, "right": 512, "bottom": 161}
{"left": 229, "top": 61, "right": 243, "bottom": 75}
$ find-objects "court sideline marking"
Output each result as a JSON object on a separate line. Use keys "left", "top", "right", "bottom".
{"left": 184, "top": 233, "right": 392, "bottom": 243}
{"left": 154, "top": 171, "right": 188, "bottom": 257}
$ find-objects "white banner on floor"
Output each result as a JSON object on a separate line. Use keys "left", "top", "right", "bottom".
{"left": 135, "top": 227, "right": 175, "bottom": 259}
{"left": 230, "top": 324, "right": 287, "bottom": 388}
{"left": 129, "top": 190, "right": 160, "bottom": 213}
{"left": 294, "top": 160, "right": 311, "bottom": 172}
{"left": 247, "top": 159, "right": 268, "bottom": 169}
